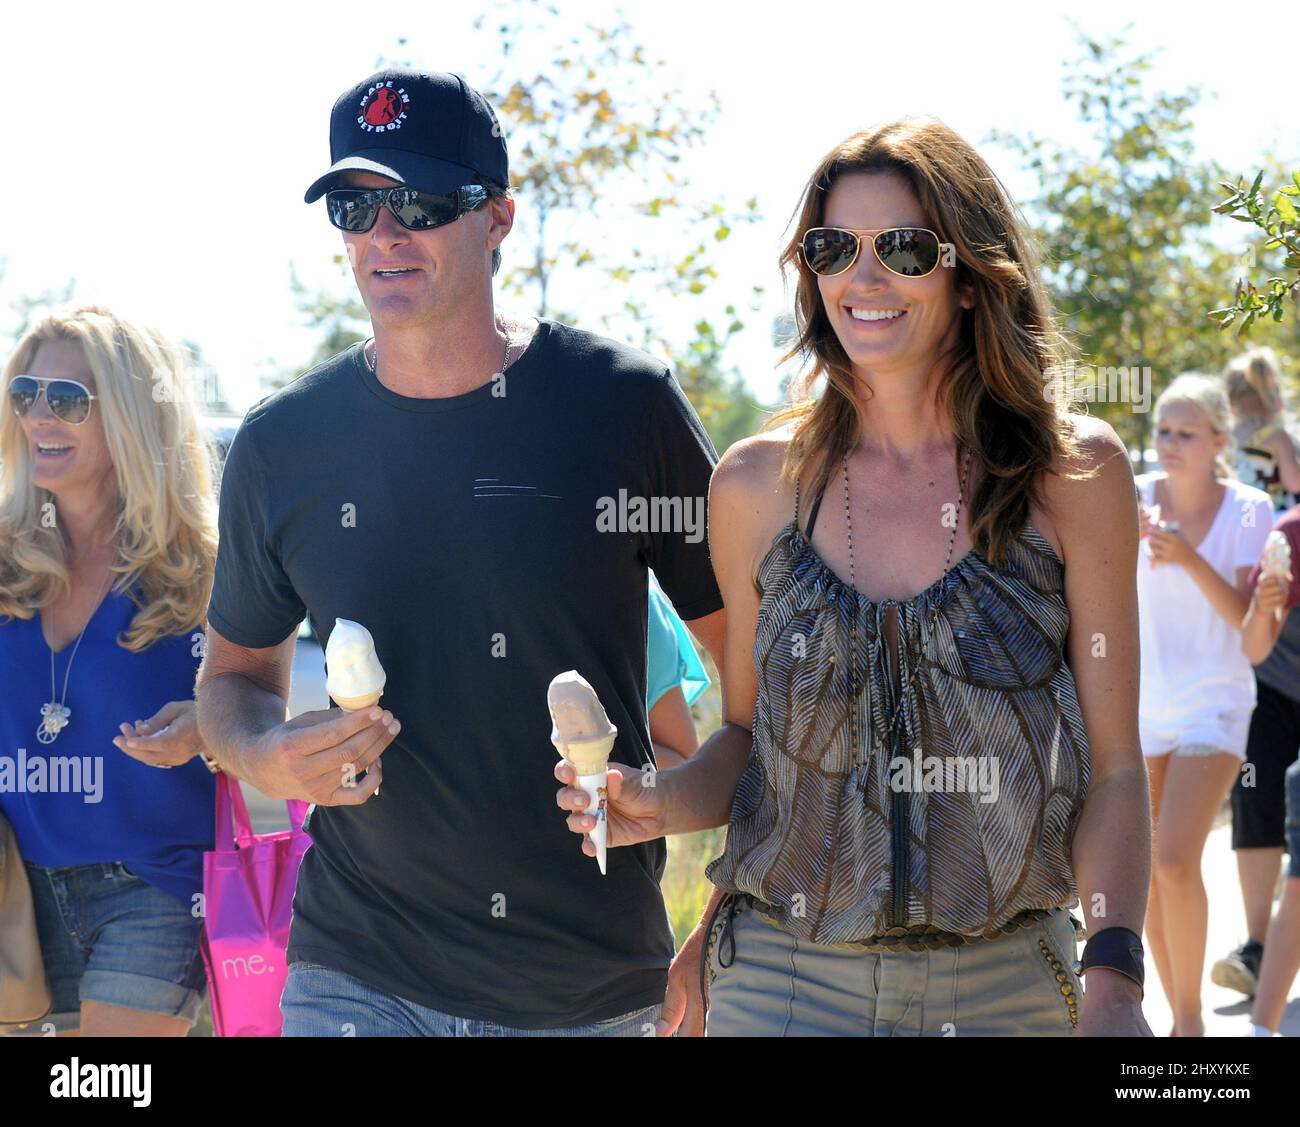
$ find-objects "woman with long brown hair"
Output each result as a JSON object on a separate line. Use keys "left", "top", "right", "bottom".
{"left": 557, "top": 118, "right": 1151, "bottom": 1036}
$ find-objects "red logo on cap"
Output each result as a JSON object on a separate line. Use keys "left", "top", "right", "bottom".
{"left": 364, "top": 88, "right": 402, "bottom": 126}
{"left": 357, "top": 82, "right": 410, "bottom": 133}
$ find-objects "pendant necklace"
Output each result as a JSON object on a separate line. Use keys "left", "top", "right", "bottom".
{"left": 38, "top": 571, "right": 114, "bottom": 745}
{"left": 843, "top": 444, "right": 971, "bottom": 797}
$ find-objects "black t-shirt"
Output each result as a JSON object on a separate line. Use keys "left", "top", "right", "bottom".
{"left": 208, "top": 319, "right": 723, "bottom": 1027}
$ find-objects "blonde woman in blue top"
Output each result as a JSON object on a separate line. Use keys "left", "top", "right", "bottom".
{"left": 0, "top": 305, "right": 218, "bottom": 1036}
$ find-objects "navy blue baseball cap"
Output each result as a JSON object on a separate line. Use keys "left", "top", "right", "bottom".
{"left": 304, "top": 69, "right": 509, "bottom": 203}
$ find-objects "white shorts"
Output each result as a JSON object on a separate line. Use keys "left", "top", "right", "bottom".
{"left": 1139, "top": 704, "right": 1251, "bottom": 761}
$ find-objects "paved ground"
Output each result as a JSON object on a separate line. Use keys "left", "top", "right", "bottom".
{"left": 1140, "top": 818, "right": 1298, "bottom": 1037}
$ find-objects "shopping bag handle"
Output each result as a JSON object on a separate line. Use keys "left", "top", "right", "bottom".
{"left": 215, "top": 774, "right": 311, "bottom": 852}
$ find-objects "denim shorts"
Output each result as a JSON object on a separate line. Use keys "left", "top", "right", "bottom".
{"left": 280, "top": 960, "right": 661, "bottom": 1037}
{"left": 704, "top": 895, "right": 1082, "bottom": 1037}
{"left": 5, "top": 860, "right": 207, "bottom": 1035}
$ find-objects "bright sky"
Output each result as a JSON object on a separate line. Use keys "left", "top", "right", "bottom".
{"left": 1, "top": 0, "right": 1293, "bottom": 413}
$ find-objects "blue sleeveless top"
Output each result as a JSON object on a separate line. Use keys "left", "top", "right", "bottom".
{"left": 0, "top": 586, "right": 215, "bottom": 906}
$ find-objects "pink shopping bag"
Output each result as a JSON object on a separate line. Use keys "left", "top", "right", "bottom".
{"left": 200, "top": 773, "right": 311, "bottom": 1037}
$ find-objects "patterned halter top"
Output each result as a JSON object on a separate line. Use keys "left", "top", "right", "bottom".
{"left": 705, "top": 476, "right": 1091, "bottom": 944}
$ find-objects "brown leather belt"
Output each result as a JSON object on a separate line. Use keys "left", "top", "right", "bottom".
{"left": 725, "top": 892, "right": 1070, "bottom": 954}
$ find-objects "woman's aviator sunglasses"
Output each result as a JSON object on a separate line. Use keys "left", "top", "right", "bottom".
{"left": 324, "top": 183, "right": 489, "bottom": 233}
{"left": 800, "top": 226, "right": 946, "bottom": 278}
{"left": 9, "top": 375, "right": 98, "bottom": 425}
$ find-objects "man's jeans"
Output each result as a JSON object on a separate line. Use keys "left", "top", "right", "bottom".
{"left": 280, "top": 960, "right": 661, "bottom": 1037}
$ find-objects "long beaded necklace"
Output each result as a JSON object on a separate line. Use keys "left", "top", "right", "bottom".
{"left": 842, "top": 443, "right": 972, "bottom": 796}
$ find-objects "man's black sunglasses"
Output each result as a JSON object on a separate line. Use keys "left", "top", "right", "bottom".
{"left": 324, "top": 183, "right": 489, "bottom": 233}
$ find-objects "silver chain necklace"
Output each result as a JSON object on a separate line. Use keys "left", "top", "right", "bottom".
{"left": 38, "top": 571, "right": 114, "bottom": 745}
{"left": 365, "top": 315, "right": 524, "bottom": 379}
{"left": 843, "top": 444, "right": 971, "bottom": 796}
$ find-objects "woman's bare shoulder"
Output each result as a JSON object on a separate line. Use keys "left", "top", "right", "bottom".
{"left": 1054, "top": 413, "right": 1131, "bottom": 480}
{"left": 1041, "top": 413, "right": 1137, "bottom": 561}
{"left": 710, "top": 425, "right": 807, "bottom": 583}
{"left": 712, "top": 425, "right": 799, "bottom": 513}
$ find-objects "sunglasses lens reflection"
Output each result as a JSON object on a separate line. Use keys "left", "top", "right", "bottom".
{"left": 875, "top": 228, "right": 941, "bottom": 276}
{"left": 46, "top": 381, "right": 92, "bottom": 424}
{"left": 802, "top": 229, "right": 859, "bottom": 276}
{"left": 326, "top": 191, "right": 382, "bottom": 232}
{"left": 390, "top": 189, "right": 459, "bottom": 230}
{"left": 9, "top": 376, "right": 39, "bottom": 416}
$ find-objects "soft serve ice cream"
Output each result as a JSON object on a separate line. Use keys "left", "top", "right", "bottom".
{"left": 1261, "top": 530, "right": 1293, "bottom": 622}
{"left": 325, "top": 618, "right": 387, "bottom": 712}
{"left": 548, "top": 670, "right": 618, "bottom": 875}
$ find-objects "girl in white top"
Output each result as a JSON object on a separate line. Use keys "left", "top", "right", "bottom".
{"left": 1136, "top": 372, "right": 1273, "bottom": 1037}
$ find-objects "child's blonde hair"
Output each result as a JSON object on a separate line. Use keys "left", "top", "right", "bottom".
{"left": 1154, "top": 372, "right": 1236, "bottom": 480}
{"left": 1224, "top": 346, "right": 1287, "bottom": 424}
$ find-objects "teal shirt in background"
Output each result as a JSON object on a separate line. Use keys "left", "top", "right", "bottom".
{"left": 647, "top": 572, "right": 710, "bottom": 710}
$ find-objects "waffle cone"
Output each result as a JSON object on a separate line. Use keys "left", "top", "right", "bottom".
{"left": 333, "top": 689, "right": 383, "bottom": 712}
{"left": 555, "top": 733, "right": 616, "bottom": 776}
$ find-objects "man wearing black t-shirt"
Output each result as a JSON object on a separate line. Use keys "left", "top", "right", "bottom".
{"left": 195, "top": 69, "right": 726, "bottom": 1035}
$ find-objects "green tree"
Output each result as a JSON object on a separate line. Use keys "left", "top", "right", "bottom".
{"left": 1210, "top": 167, "right": 1300, "bottom": 331}
{"left": 470, "top": 5, "right": 753, "bottom": 315}
{"left": 276, "top": 263, "right": 369, "bottom": 387}
{"left": 992, "top": 26, "right": 1300, "bottom": 455}
{"left": 645, "top": 298, "right": 771, "bottom": 455}
{"left": 474, "top": 3, "right": 770, "bottom": 448}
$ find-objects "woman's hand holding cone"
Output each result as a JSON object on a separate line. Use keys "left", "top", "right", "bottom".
{"left": 555, "top": 759, "right": 666, "bottom": 856}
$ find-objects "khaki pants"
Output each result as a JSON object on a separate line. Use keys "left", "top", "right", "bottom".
{"left": 705, "top": 897, "right": 1082, "bottom": 1037}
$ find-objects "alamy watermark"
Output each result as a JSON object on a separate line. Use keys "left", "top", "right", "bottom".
{"left": 595, "top": 490, "right": 705, "bottom": 544}
{"left": 1, "top": 748, "right": 104, "bottom": 803}
{"left": 885, "top": 748, "right": 1000, "bottom": 804}
{"left": 1043, "top": 360, "right": 1152, "bottom": 413}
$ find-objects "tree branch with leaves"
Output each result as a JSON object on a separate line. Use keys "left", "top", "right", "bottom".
{"left": 1210, "top": 170, "right": 1300, "bottom": 333}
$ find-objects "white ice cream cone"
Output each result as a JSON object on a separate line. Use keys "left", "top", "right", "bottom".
{"left": 547, "top": 671, "right": 619, "bottom": 875}
{"left": 553, "top": 733, "right": 616, "bottom": 875}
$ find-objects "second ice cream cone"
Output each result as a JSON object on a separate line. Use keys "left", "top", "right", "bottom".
{"left": 554, "top": 733, "right": 616, "bottom": 875}
{"left": 547, "top": 670, "right": 619, "bottom": 875}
